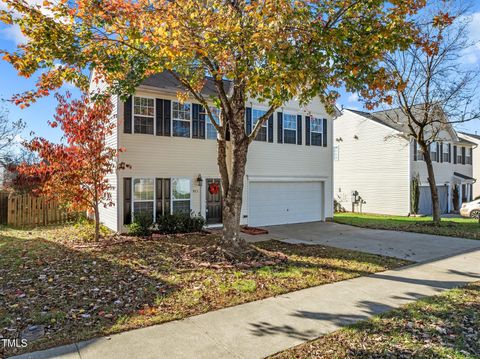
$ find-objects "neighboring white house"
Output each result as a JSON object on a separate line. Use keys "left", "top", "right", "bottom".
{"left": 93, "top": 72, "right": 334, "bottom": 232}
{"left": 459, "top": 132, "right": 480, "bottom": 199}
{"left": 334, "top": 108, "right": 475, "bottom": 216}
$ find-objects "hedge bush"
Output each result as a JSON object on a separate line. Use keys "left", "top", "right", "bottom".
{"left": 155, "top": 212, "right": 205, "bottom": 234}
{"left": 127, "top": 212, "right": 153, "bottom": 236}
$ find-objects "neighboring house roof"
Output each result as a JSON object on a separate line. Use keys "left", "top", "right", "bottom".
{"left": 458, "top": 132, "right": 480, "bottom": 145}
{"left": 454, "top": 172, "right": 476, "bottom": 181}
{"left": 141, "top": 71, "right": 232, "bottom": 97}
{"left": 344, "top": 105, "right": 464, "bottom": 142}
{"left": 345, "top": 109, "right": 403, "bottom": 132}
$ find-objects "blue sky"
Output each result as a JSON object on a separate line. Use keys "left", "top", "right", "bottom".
{"left": 0, "top": 2, "right": 479, "bottom": 146}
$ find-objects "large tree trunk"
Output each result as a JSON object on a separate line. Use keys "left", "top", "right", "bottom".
{"left": 217, "top": 87, "right": 249, "bottom": 250}
{"left": 421, "top": 143, "right": 441, "bottom": 226}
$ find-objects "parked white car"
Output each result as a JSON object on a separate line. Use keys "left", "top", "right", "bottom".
{"left": 460, "top": 200, "right": 480, "bottom": 219}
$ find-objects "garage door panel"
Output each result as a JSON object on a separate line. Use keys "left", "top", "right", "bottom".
{"left": 248, "top": 181, "right": 323, "bottom": 227}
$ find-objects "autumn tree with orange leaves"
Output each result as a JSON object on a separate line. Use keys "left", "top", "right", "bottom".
{"left": 19, "top": 94, "right": 125, "bottom": 241}
{"left": 1, "top": 0, "right": 427, "bottom": 249}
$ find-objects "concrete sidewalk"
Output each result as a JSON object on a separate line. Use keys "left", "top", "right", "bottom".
{"left": 13, "top": 248, "right": 480, "bottom": 359}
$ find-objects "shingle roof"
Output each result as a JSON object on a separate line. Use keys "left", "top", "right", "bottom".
{"left": 140, "top": 71, "right": 232, "bottom": 97}
{"left": 459, "top": 131, "right": 480, "bottom": 141}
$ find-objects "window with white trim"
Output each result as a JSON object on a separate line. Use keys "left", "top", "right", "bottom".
{"left": 311, "top": 117, "right": 323, "bottom": 146}
{"left": 430, "top": 142, "right": 437, "bottom": 161}
{"left": 133, "top": 97, "right": 154, "bottom": 134}
{"left": 171, "top": 178, "right": 191, "bottom": 214}
{"left": 283, "top": 113, "right": 297, "bottom": 144}
{"left": 466, "top": 147, "right": 472, "bottom": 165}
{"left": 172, "top": 102, "right": 191, "bottom": 137}
{"left": 252, "top": 109, "right": 267, "bottom": 141}
{"left": 457, "top": 147, "right": 463, "bottom": 164}
{"left": 442, "top": 142, "right": 449, "bottom": 162}
{"left": 334, "top": 145, "right": 340, "bottom": 161}
{"left": 205, "top": 107, "right": 219, "bottom": 140}
{"left": 132, "top": 178, "right": 154, "bottom": 222}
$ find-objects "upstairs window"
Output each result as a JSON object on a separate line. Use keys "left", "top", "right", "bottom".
{"left": 283, "top": 113, "right": 297, "bottom": 144}
{"left": 252, "top": 109, "right": 267, "bottom": 141}
{"left": 206, "top": 107, "right": 219, "bottom": 140}
{"left": 466, "top": 148, "right": 472, "bottom": 165}
{"left": 132, "top": 178, "right": 155, "bottom": 222}
{"left": 311, "top": 118, "right": 323, "bottom": 146}
{"left": 430, "top": 142, "right": 438, "bottom": 161}
{"left": 171, "top": 178, "right": 191, "bottom": 214}
{"left": 172, "top": 102, "right": 191, "bottom": 137}
{"left": 457, "top": 147, "right": 463, "bottom": 164}
{"left": 442, "top": 143, "right": 449, "bottom": 162}
{"left": 133, "top": 97, "right": 154, "bottom": 134}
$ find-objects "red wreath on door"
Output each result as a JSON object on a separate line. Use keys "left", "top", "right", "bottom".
{"left": 208, "top": 182, "right": 220, "bottom": 195}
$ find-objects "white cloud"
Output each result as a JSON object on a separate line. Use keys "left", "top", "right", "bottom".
{"left": 460, "top": 12, "right": 480, "bottom": 65}
{"left": 0, "top": 24, "right": 27, "bottom": 45}
{"left": 347, "top": 93, "right": 359, "bottom": 103}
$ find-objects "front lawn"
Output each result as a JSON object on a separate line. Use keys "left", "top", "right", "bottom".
{"left": 271, "top": 281, "right": 480, "bottom": 358}
{"left": 334, "top": 213, "right": 480, "bottom": 240}
{"left": 0, "top": 225, "right": 409, "bottom": 357}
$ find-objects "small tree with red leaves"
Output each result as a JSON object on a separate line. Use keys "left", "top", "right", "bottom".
{"left": 19, "top": 93, "right": 126, "bottom": 240}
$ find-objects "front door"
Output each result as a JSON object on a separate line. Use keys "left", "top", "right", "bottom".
{"left": 206, "top": 179, "right": 222, "bottom": 224}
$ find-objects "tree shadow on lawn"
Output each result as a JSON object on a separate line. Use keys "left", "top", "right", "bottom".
{"left": 0, "top": 235, "right": 176, "bottom": 357}
{"left": 274, "top": 283, "right": 480, "bottom": 358}
{"left": 0, "top": 234, "right": 408, "bottom": 357}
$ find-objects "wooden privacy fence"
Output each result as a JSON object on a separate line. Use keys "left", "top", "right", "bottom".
{"left": 7, "top": 194, "right": 76, "bottom": 227}
{"left": 0, "top": 191, "right": 8, "bottom": 225}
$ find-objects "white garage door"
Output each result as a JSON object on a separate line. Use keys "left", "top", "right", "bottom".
{"left": 248, "top": 181, "right": 323, "bottom": 227}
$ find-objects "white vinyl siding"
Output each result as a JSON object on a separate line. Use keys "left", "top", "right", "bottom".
{"left": 334, "top": 110, "right": 410, "bottom": 215}
{"left": 114, "top": 90, "right": 334, "bottom": 232}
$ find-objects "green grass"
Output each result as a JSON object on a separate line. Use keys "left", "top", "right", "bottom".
{"left": 0, "top": 224, "right": 409, "bottom": 357}
{"left": 271, "top": 282, "right": 480, "bottom": 358}
{"left": 334, "top": 213, "right": 480, "bottom": 240}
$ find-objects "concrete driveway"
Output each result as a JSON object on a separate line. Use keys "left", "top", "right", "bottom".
{"left": 245, "top": 221, "right": 480, "bottom": 262}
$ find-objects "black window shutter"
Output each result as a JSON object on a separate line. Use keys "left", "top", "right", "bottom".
{"left": 470, "top": 147, "right": 473, "bottom": 164}
{"left": 322, "top": 118, "right": 328, "bottom": 147}
{"left": 454, "top": 145, "right": 457, "bottom": 164}
{"left": 277, "top": 112, "right": 283, "bottom": 143}
{"left": 245, "top": 107, "right": 252, "bottom": 135}
{"left": 192, "top": 103, "right": 200, "bottom": 139}
{"left": 123, "top": 177, "right": 132, "bottom": 225}
{"left": 155, "top": 99, "right": 163, "bottom": 136}
{"left": 199, "top": 105, "right": 206, "bottom": 139}
{"left": 305, "top": 116, "right": 311, "bottom": 146}
{"left": 155, "top": 178, "right": 163, "bottom": 220}
{"left": 462, "top": 147, "right": 466, "bottom": 164}
{"left": 297, "top": 115, "right": 302, "bottom": 145}
{"left": 124, "top": 96, "right": 132, "bottom": 134}
{"left": 163, "top": 178, "right": 171, "bottom": 214}
{"left": 440, "top": 143, "right": 443, "bottom": 163}
{"left": 268, "top": 114, "right": 274, "bottom": 143}
{"left": 448, "top": 143, "right": 451, "bottom": 162}
{"left": 163, "top": 100, "right": 171, "bottom": 136}
{"left": 413, "top": 139, "right": 418, "bottom": 161}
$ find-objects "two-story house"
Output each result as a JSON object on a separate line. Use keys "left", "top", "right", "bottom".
{"left": 458, "top": 132, "right": 480, "bottom": 199}
{"left": 334, "top": 108, "right": 475, "bottom": 216}
{"left": 93, "top": 72, "right": 334, "bottom": 232}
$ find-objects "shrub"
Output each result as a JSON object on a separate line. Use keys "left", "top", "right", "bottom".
{"left": 155, "top": 212, "right": 205, "bottom": 234}
{"left": 127, "top": 212, "right": 153, "bottom": 236}
{"left": 74, "top": 216, "right": 110, "bottom": 241}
